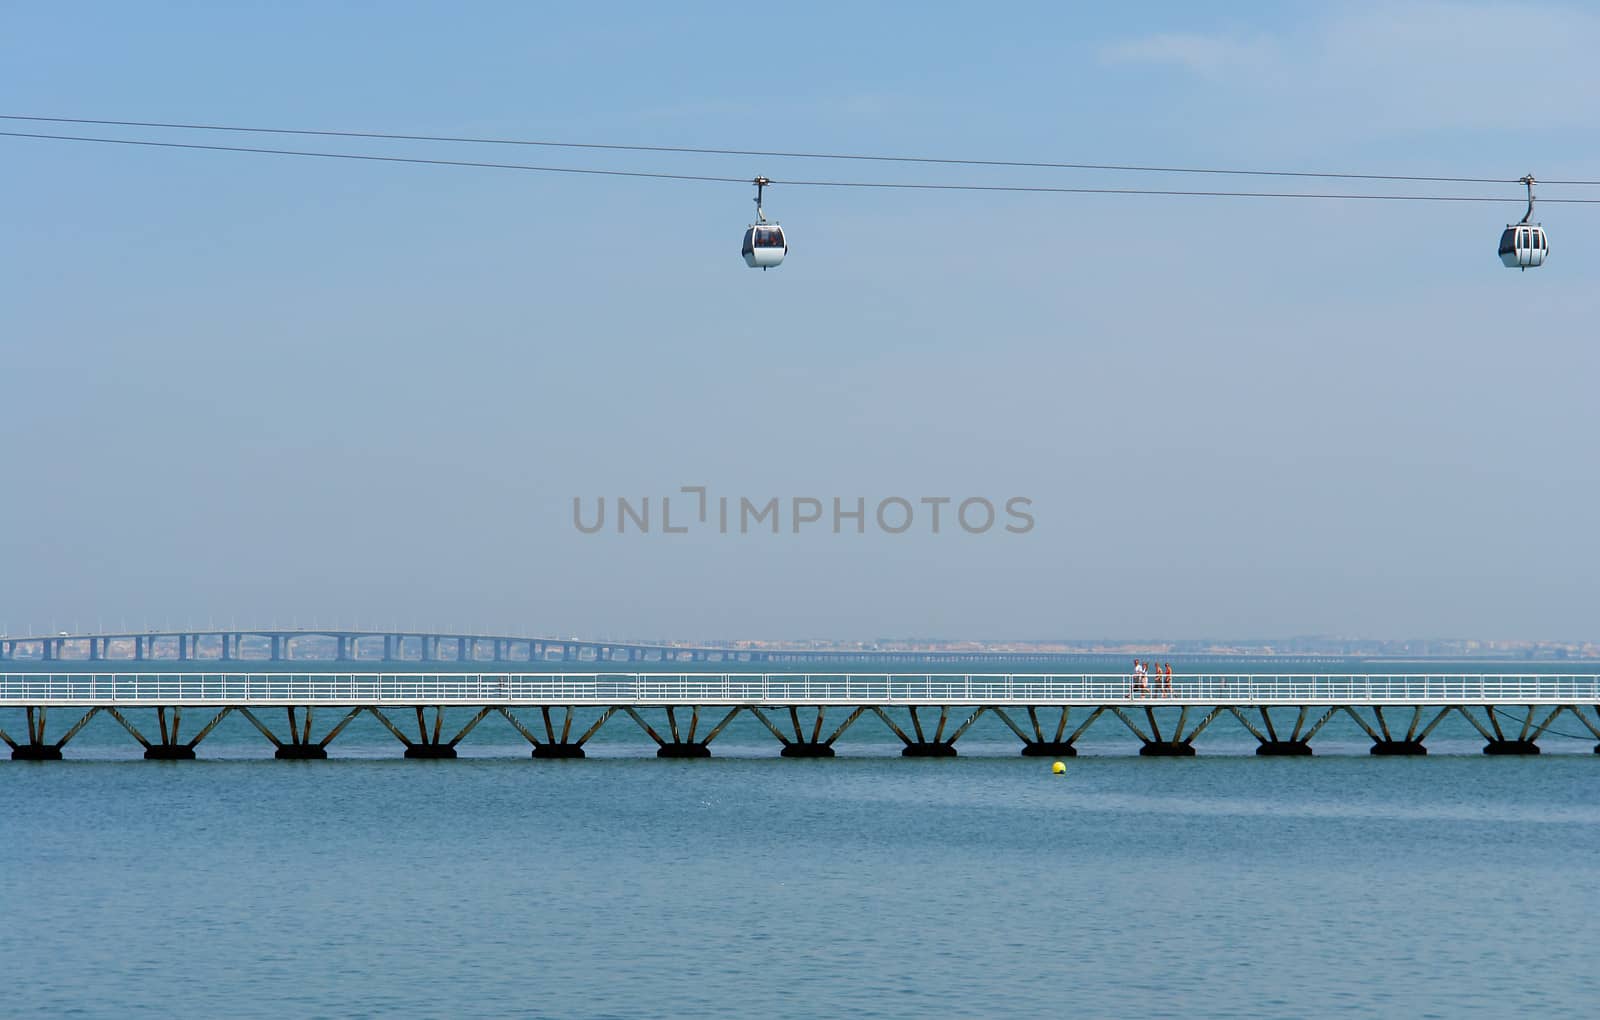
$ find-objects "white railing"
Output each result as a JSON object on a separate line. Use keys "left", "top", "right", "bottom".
{"left": 2, "top": 672, "right": 1599, "bottom": 707}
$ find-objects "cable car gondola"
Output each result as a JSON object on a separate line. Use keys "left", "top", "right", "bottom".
{"left": 741, "top": 176, "right": 787, "bottom": 269}
{"left": 1498, "top": 175, "right": 1549, "bottom": 270}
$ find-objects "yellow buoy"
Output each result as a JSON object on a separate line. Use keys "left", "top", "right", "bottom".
{"left": 1051, "top": 761, "right": 1066, "bottom": 775}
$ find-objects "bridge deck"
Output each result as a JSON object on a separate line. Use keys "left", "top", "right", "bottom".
{"left": 0, "top": 630, "right": 1346, "bottom": 666}
{"left": 3, "top": 671, "right": 1597, "bottom": 707}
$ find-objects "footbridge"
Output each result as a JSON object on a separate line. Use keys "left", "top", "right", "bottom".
{"left": 3, "top": 671, "right": 1598, "bottom": 760}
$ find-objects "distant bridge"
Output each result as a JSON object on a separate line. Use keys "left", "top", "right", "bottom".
{"left": 0, "top": 630, "right": 1339, "bottom": 667}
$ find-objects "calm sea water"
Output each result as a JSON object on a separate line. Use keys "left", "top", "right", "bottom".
{"left": 3, "top": 659, "right": 1598, "bottom": 1017}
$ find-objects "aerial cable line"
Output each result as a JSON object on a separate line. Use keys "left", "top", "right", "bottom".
{"left": 7, "top": 130, "right": 1600, "bottom": 205}
{"left": 4, "top": 113, "right": 1596, "bottom": 186}
{"left": 0, "top": 130, "right": 749, "bottom": 184}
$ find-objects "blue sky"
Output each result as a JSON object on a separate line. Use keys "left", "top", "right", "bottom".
{"left": 3, "top": 2, "right": 1598, "bottom": 641}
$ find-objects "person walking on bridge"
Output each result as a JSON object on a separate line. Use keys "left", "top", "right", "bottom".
{"left": 1129, "top": 659, "right": 1149, "bottom": 698}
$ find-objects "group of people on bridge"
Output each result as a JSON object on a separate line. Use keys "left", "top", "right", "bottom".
{"left": 1129, "top": 659, "right": 1174, "bottom": 698}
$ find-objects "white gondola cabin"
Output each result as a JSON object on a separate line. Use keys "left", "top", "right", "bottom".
{"left": 741, "top": 176, "right": 787, "bottom": 270}
{"left": 741, "top": 223, "right": 787, "bottom": 269}
{"left": 1498, "top": 223, "right": 1548, "bottom": 269}
{"left": 1499, "top": 175, "right": 1549, "bottom": 271}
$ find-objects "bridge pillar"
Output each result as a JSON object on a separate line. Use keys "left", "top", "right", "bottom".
{"left": 1139, "top": 741, "right": 1197, "bottom": 757}
{"left": 657, "top": 742, "right": 712, "bottom": 759}
{"left": 366, "top": 706, "right": 493, "bottom": 759}
{"left": 1113, "top": 705, "right": 1222, "bottom": 758}
{"left": 88, "top": 637, "right": 103, "bottom": 661}
{"left": 269, "top": 635, "right": 284, "bottom": 660}
{"left": 1459, "top": 705, "right": 1556, "bottom": 756}
{"left": 4, "top": 706, "right": 100, "bottom": 760}
{"left": 870, "top": 706, "right": 983, "bottom": 758}
{"left": 108, "top": 706, "right": 234, "bottom": 760}
{"left": 11, "top": 744, "right": 64, "bottom": 761}
{"left": 532, "top": 742, "right": 588, "bottom": 759}
{"left": 236, "top": 706, "right": 361, "bottom": 760}
{"left": 131, "top": 706, "right": 201, "bottom": 759}
{"left": 750, "top": 706, "right": 867, "bottom": 758}
{"left": 1371, "top": 740, "right": 1428, "bottom": 756}
{"left": 1256, "top": 740, "right": 1313, "bottom": 756}
{"left": 623, "top": 706, "right": 739, "bottom": 759}
{"left": 218, "top": 634, "right": 232, "bottom": 660}
{"left": 177, "top": 635, "right": 189, "bottom": 661}
{"left": 1344, "top": 707, "right": 1447, "bottom": 756}
{"left": 779, "top": 742, "right": 836, "bottom": 758}
{"left": 1484, "top": 739, "right": 1540, "bottom": 755}
{"left": 993, "top": 707, "right": 1105, "bottom": 759}
{"left": 1021, "top": 742, "right": 1078, "bottom": 757}
{"left": 497, "top": 706, "right": 615, "bottom": 759}
{"left": 404, "top": 744, "right": 459, "bottom": 759}
{"left": 382, "top": 635, "right": 396, "bottom": 660}
{"left": 134, "top": 636, "right": 146, "bottom": 661}
{"left": 336, "top": 635, "right": 351, "bottom": 661}
{"left": 145, "top": 745, "right": 198, "bottom": 760}
{"left": 901, "top": 742, "right": 958, "bottom": 758}
{"left": 41, "top": 639, "right": 57, "bottom": 662}
{"left": 275, "top": 744, "right": 329, "bottom": 760}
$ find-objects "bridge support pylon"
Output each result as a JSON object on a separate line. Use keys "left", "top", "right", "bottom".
{"left": 1563, "top": 707, "right": 1600, "bottom": 754}
{"left": 1344, "top": 706, "right": 1450, "bottom": 756}
{"left": 1483, "top": 739, "right": 1541, "bottom": 755}
{"left": 368, "top": 706, "right": 497, "bottom": 759}
{"left": 778, "top": 743, "right": 836, "bottom": 758}
{"left": 1114, "top": 705, "right": 1222, "bottom": 757}
{"left": 870, "top": 706, "right": 983, "bottom": 758}
{"left": 993, "top": 706, "right": 1107, "bottom": 758}
{"left": 1256, "top": 740, "right": 1312, "bottom": 756}
{"left": 3, "top": 707, "right": 100, "bottom": 760}
{"left": 237, "top": 706, "right": 363, "bottom": 760}
{"left": 105, "top": 706, "right": 233, "bottom": 760}
{"left": 1370, "top": 740, "right": 1428, "bottom": 756}
{"left": 1458, "top": 705, "right": 1560, "bottom": 755}
{"left": 623, "top": 706, "right": 739, "bottom": 759}
{"left": 750, "top": 706, "right": 868, "bottom": 758}
{"left": 532, "top": 742, "right": 588, "bottom": 759}
{"left": 497, "top": 707, "right": 615, "bottom": 759}
{"left": 1228, "top": 706, "right": 1336, "bottom": 756}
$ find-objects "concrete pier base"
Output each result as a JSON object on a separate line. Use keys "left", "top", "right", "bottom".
{"left": 901, "top": 742, "right": 957, "bottom": 758}
{"left": 274, "top": 744, "right": 329, "bottom": 760}
{"left": 1021, "top": 742, "right": 1078, "bottom": 757}
{"left": 656, "top": 743, "right": 711, "bottom": 759}
{"left": 532, "top": 744, "right": 586, "bottom": 759}
{"left": 1139, "top": 742, "right": 1196, "bottom": 757}
{"left": 11, "top": 745, "right": 62, "bottom": 761}
{"left": 403, "top": 745, "right": 458, "bottom": 759}
{"left": 1256, "top": 740, "right": 1313, "bottom": 757}
{"left": 780, "top": 743, "right": 835, "bottom": 758}
{"left": 1484, "top": 739, "right": 1540, "bottom": 756}
{"left": 1370, "top": 740, "right": 1427, "bottom": 756}
{"left": 144, "top": 745, "right": 197, "bottom": 760}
